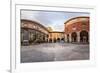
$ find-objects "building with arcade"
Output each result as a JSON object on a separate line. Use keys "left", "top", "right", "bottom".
{"left": 64, "top": 16, "right": 89, "bottom": 43}
{"left": 21, "top": 19, "right": 49, "bottom": 45}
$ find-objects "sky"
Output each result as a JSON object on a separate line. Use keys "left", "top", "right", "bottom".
{"left": 21, "top": 10, "right": 89, "bottom": 31}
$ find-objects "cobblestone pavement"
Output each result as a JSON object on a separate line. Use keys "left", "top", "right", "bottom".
{"left": 21, "top": 43, "right": 89, "bottom": 63}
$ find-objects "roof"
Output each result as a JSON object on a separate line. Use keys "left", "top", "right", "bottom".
{"left": 64, "top": 16, "right": 89, "bottom": 24}
{"left": 21, "top": 19, "right": 49, "bottom": 32}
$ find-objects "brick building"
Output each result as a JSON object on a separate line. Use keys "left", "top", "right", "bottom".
{"left": 64, "top": 16, "right": 89, "bottom": 43}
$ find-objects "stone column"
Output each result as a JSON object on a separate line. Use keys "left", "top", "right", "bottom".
{"left": 77, "top": 32, "right": 80, "bottom": 43}
{"left": 69, "top": 33, "right": 72, "bottom": 43}
{"left": 45, "top": 34, "right": 48, "bottom": 42}
{"left": 64, "top": 34, "right": 67, "bottom": 42}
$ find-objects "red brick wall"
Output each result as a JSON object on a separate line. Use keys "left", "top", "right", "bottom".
{"left": 65, "top": 17, "right": 89, "bottom": 34}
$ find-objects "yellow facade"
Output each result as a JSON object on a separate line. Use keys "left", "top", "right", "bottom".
{"left": 48, "top": 32, "right": 64, "bottom": 43}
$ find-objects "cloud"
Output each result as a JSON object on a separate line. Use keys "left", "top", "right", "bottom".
{"left": 21, "top": 10, "right": 89, "bottom": 31}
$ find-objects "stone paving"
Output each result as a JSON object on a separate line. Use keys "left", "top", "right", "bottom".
{"left": 21, "top": 43, "right": 89, "bottom": 63}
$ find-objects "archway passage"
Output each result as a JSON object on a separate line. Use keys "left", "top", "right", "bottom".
{"left": 49, "top": 39, "right": 52, "bottom": 43}
{"left": 57, "top": 38, "right": 60, "bottom": 42}
{"left": 80, "top": 31, "right": 88, "bottom": 43}
{"left": 54, "top": 38, "right": 56, "bottom": 43}
{"left": 71, "top": 32, "right": 77, "bottom": 42}
{"left": 61, "top": 38, "right": 65, "bottom": 42}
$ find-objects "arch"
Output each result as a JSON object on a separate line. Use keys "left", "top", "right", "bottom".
{"left": 80, "top": 31, "right": 88, "bottom": 43}
{"left": 54, "top": 38, "right": 56, "bottom": 43}
{"left": 49, "top": 38, "right": 52, "bottom": 43}
{"left": 57, "top": 38, "right": 60, "bottom": 42}
{"left": 71, "top": 32, "right": 77, "bottom": 42}
{"left": 61, "top": 38, "right": 64, "bottom": 42}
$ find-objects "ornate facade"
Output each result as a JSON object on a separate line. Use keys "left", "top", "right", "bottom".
{"left": 21, "top": 19, "right": 49, "bottom": 45}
